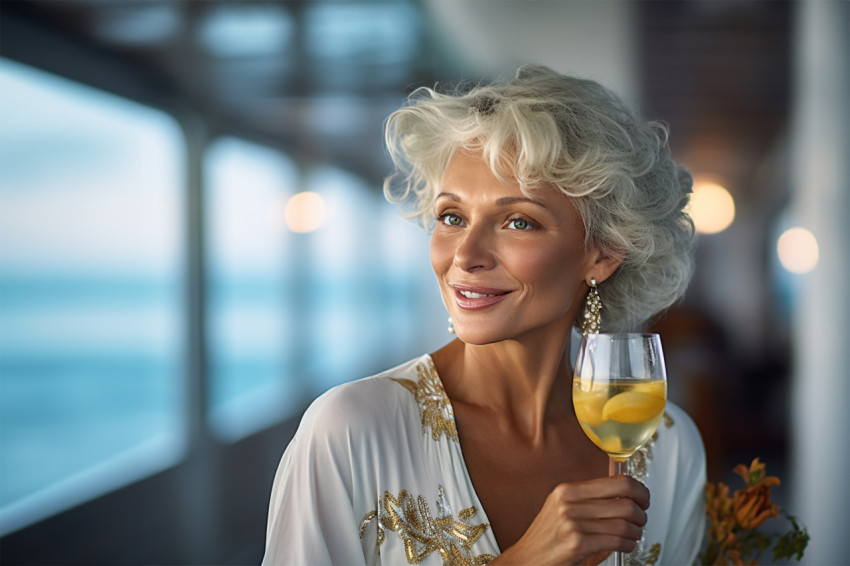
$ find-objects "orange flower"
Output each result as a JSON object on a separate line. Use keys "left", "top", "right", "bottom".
{"left": 705, "top": 482, "right": 735, "bottom": 543}
{"left": 733, "top": 458, "right": 781, "bottom": 488}
{"left": 731, "top": 458, "right": 780, "bottom": 530}
{"left": 700, "top": 459, "right": 808, "bottom": 565}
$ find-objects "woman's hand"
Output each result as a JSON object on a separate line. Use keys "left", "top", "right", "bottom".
{"left": 491, "top": 475, "right": 650, "bottom": 566}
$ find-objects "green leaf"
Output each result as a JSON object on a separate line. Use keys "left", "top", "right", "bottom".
{"left": 772, "top": 515, "right": 810, "bottom": 562}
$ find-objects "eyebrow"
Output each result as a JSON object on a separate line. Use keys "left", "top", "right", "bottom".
{"left": 435, "top": 192, "right": 551, "bottom": 211}
{"left": 495, "top": 196, "right": 551, "bottom": 210}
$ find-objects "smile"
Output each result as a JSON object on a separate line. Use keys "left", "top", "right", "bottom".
{"left": 451, "top": 285, "right": 511, "bottom": 310}
{"left": 458, "top": 290, "right": 498, "bottom": 298}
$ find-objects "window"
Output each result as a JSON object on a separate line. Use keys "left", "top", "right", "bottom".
{"left": 0, "top": 58, "right": 185, "bottom": 533}
{"left": 205, "top": 137, "right": 301, "bottom": 440}
{"left": 301, "top": 164, "right": 447, "bottom": 390}
{"left": 305, "top": 165, "right": 385, "bottom": 388}
{"left": 205, "top": 144, "right": 447, "bottom": 442}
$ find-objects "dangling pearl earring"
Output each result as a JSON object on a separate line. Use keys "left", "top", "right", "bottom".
{"left": 448, "top": 317, "right": 456, "bottom": 334}
{"left": 581, "top": 278, "right": 602, "bottom": 336}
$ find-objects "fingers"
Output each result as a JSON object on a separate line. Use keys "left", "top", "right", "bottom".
{"left": 550, "top": 530, "right": 639, "bottom": 565}
{"left": 582, "top": 533, "right": 640, "bottom": 555}
{"left": 500, "top": 478, "right": 650, "bottom": 566}
{"left": 550, "top": 477, "right": 649, "bottom": 542}
{"left": 556, "top": 499, "right": 647, "bottom": 530}
{"left": 552, "top": 475, "right": 650, "bottom": 510}
{"left": 558, "top": 515, "right": 644, "bottom": 541}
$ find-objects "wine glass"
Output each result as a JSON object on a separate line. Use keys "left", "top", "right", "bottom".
{"left": 572, "top": 333, "right": 667, "bottom": 566}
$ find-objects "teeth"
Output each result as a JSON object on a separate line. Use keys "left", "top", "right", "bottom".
{"left": 459, "top": 290, "right": 496, "bottom": 298}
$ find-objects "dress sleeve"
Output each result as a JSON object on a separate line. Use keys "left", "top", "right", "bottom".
{"left": 657, "top": 403, "right": 707, "bottom": 565}
{"left": 261, "top": 386, "right": 371, "bottom": 566}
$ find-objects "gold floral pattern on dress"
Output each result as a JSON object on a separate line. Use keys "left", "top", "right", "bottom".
{"left": 629, "top": 411, "right": 674, "bottom": 481}
{"left": 359, "top": 510, "right": 385, "bottom": 546}
{"left": 392, "top": 360, "right": 458, "bottom": 442}
{"left": 633, "top": 542, "right": 661, "bottom": 566}
{"left": 359, "top": 485, "right": 495, "bottom": 565}
{"left": 626, "top": 412, "right": 673, "bottom": 565}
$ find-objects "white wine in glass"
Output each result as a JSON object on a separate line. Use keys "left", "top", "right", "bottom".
{"left": 572, "top": 333, "right": 668, "bottom": 565}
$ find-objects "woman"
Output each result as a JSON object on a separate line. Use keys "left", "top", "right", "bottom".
{"left": 263, "top": 65, "right": 705, "bottom": 565}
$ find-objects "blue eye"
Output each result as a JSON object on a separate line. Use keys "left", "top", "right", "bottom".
{"left": 440, "top": 213, "right": 464, "bottom": 226}
{"left": 508, "top": 218, "right": 533, "bottom": 230}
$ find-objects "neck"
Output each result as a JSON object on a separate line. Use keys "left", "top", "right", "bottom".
{"left": 432, "top": 326, "right": 577, "bottom": 443}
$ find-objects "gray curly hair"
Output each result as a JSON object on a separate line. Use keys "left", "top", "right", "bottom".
{"left": 383, "top": 65, "right": 695, "bottom": 332}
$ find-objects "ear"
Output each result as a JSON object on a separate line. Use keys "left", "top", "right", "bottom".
{"left": 585, "top": 249, "right": 622, "bottom": 285}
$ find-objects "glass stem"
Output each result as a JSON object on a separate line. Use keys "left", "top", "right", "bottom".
{"left": 609, "top": 457, "right": 629, "bottom": 565}
{"left": 609, "top": 457, "right": 629, "bottom": 476}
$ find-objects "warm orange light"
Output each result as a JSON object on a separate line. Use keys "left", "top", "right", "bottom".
{"left": 284, "top": 191, "right": 326, "bottom": 233}
{"left": 687, "top": 182, "right": 735, "bottom": 234}
{"left": 777, "top": 227, "right": 819, "bottom": 274}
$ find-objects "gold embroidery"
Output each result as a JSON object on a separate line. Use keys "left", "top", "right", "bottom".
{"left": 630, "top": 541, "right": 661, "bottom": 566}
{"left": 626, "top": 412, "right": 672, "bottom": 564}
{"left": 629, "top": 411, "right": 673, "bottom": 481}
{"left": 359, "top": 510, "right": 385, "bottom": 545}
{"left": 360, "top": 485, "right": 495, "bottom": 565}
{"left": 392, "top": 360, "right": 458, "bottom": 442}
{"left": 359, "top": 510, "right": 376, "bottom": 538}
{"left": 630, "top": 447, "right": 651, "bottom": 481}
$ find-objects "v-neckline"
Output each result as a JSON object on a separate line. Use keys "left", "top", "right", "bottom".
{"left": 420, "top": 353, "right": 504, "bottom": 555}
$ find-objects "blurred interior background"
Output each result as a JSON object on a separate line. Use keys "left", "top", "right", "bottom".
{"left": 0, "top": 1, "right": 847, "bottom": 564}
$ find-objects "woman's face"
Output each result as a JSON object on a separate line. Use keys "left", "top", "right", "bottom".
{"left": 431, "top": 150, "right": 604, "bottom": 345}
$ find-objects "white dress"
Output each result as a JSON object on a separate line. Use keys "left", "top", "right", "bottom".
{"left": 262, "top": 355, "right": 706, "bottom": 566}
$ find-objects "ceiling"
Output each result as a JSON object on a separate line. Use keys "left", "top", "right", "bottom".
{"left": 1, "top": 0, "right": 792, "bottom": 194}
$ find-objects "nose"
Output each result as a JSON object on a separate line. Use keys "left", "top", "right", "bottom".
{"left": 453, "top": 223, "right": 495, "bottom": 272}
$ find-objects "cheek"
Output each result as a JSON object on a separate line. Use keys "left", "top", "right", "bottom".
{"left": 513, "top": 242, "right": 588, "bottom": 292}
{"left": 430, "top": 233, "right": 452, "bottom": 275}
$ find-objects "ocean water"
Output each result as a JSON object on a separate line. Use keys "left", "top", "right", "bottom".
{"left": 0, "top": 267, "right": 442, "bottom": 526}
{"left": 0, "top": 275, "right": 185, "bottom": 509}
{"left": 0, "top": 354, "right": 180, "bottom": 504}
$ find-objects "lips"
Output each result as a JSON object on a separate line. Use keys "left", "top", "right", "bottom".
{"left": 451, "top": 284, "right": 511, "bottom": 310}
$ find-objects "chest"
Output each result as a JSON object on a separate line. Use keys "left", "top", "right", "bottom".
{"left": 455, "top": 412, "right": 609, "bottom": 551}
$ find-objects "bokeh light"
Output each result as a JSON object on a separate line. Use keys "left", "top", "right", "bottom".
{"left": 777, "top": 227, "right": 819, "bottom": 274}
{"left": 687, "top": 181, "right": 736, "bottom": 234}
{"left": 284, "top": 191, "right": 326, "bottom": 233}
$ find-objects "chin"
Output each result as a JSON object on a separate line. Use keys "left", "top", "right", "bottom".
{"left": 453, "top": 324, "right": 518, "bottom": 346}
{"left": 454, "top": 318, "right": 574, "bottom": 347}
{"left": 455, "top": 334, "right": 499, "bottom": 346}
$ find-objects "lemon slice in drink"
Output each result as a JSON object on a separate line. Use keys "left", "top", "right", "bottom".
{"left": 598, "top": 435, "right": 623, "bottom": 455}
{"left": 579, "top": 427, "right": 622, "bottom": 454}
{"left": 573, "top": 391, "right": 607, "bottom": 426}
{"left": 632, "top": 381, "right": 667, "bottom": 400}
{"left": 601, "top": 391, "right": 665, "bottom": 424}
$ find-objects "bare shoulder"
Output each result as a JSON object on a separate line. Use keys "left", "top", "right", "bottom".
{"left": 295, "top": 356, "right": 428, "bottom": 442}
